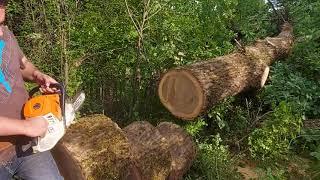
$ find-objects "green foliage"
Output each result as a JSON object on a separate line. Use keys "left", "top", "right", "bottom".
{"left": 300, "top": 129, "right": 320, "bottom": 161}
{"left": 249, "top": 102, "right": 303, "bottom": 160}
{"left": 263, "top": 167, "right": 286, "bottom": 180}
{"left": 262, "top": 62, "right": 320, "bottom": 118}
{"left": 185, "top": 135, "right": 241, "bottom": 180}
{"left": 283, "top": 0, "right": 320, "bottom": 77}
{"left": 7, "top": 0, "right": 319, "bottom": 178}
{"left": 261, "top": 0, "right": 320, "bottom": 165}
{"left": 184, "top": 118, "right": 208, "bottom": 137}
{"left": 207, "top": 99, "right": 236, "bottom": 130}
{"left": 234, "top": 0, "right": 276, "bottom": 43}
{"left": 6, "top": 0, "right": 275, "bottom": 120}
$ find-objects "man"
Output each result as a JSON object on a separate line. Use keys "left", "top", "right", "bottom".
{"left": 0, "top": 1, "right": 63, "bottom": 179}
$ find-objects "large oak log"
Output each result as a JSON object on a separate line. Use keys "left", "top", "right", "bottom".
{"left": 123, "top": 121, "right": 172, "bottom": 180}
{"left": 51, "top": 115, "right": 141, "bottom": 180}
{"left": 123, "top": 121, "right": 197, "bottom": 180}
{"left": 156, "top": 122, "right": 197, "bottom": 180}
{"left": 158, "top": 23, "right": 294, "bottom": 120}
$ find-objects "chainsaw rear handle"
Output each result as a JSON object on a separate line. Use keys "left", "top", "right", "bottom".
{"left": 28, "top": 83, "right": 66, "bottom": 128}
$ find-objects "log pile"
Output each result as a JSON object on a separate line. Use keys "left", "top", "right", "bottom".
{"left": 158, "top": 23, "right": 294, "bottom": 120}
{"left": 51, "top": 115, "right": 197, "bottom": 180}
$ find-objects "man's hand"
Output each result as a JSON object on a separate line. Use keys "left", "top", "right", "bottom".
{"left": 23, "top": 117, "right": 48, "bottom": 137}
{"left": 33, "top": 70, "right": 58, "bottom": 94}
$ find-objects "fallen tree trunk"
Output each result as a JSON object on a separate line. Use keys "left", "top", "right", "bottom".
{"left": 158, "top": 23, "right": 294, "bottom": 120}
{"left": 51, "top": 115, "right": 141, "bottom": 180}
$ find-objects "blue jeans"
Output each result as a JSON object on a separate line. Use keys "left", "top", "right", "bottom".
{"left": 0, "top": 150, "right": 63, "bottom": 180}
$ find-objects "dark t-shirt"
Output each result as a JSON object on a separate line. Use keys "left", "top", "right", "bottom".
{"left": 0, "top": 26, "right": 29, "bottom": 165}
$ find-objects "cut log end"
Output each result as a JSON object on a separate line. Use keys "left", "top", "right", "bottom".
{"left": 158, "top": 69, "right": 204, "bottom": 120}
{"left": 52, "top": 115, "right": 135, "bottom": 180}
{"left": 260, "top": 66, "right": 270, "bottom": 88}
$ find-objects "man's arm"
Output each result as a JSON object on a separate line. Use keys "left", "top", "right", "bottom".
{"left": 0, "top": 116, "right": 48, "bottom": 137}
{"left": 20, "top": 56, "right": 58, "bottom": 93}
{"left": 20, "top": 56, "right": 38, "bottom": 82}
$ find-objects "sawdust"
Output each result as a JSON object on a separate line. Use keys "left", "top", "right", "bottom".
{"left": 62, "top": 114, "right": 133, "bottom": 180}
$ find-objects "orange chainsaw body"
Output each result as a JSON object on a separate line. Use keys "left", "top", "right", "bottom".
{"left": 23, "top": 94, "right": 62, "bottom": 120}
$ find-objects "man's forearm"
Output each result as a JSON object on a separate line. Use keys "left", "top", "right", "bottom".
{"left": 20, "top": 56, "right": 40, "bottom": 82}
{"left": 0, "top": 116, "right": 27, "bottom": 136}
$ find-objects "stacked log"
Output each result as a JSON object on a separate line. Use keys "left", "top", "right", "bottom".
{"left": 157, "top": 122, "right": 197, "bottom": 180}
{"left": 123, "top": 121, "right": 197, "bottom": 180}
{"left": 158, "top": 23, "right": 294, "bottom": 120}
{"left": 123, "top": 121, "right": 172, "bottom": 180}
{"left": 51, "top": 115, "right": 139, "bottom": 180}
{"left": 51, "top": 115, "right": 197, "bottom": 180}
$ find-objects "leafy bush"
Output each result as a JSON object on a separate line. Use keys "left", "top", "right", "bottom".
{"left": 233, "top": 0, "right": 276, "bottom": 43}
{"left": 299, "top": 129, "right": 320, "bottom": 161}
{"left": 248, "top": 101, "right": 303, "bottom": 160}
{"left": 262, "top": 62, "right": 320, "bottom": 118}
{"left": 283, "top": 0, "right": 320, "bottom": 77}
{"left": 184, "top": 118, "right": 208, "bottom": 138}
{"left": 185, "top": 135, "right": 241, "bottom": 180}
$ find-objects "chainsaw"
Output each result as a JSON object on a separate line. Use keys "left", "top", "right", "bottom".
{"left": 23, "top": 83, "right": 85, "bottom": 153}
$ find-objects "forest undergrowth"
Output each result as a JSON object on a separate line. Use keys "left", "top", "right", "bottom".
{"left": 6, "top": 0, "right": 320, "bottom": 179}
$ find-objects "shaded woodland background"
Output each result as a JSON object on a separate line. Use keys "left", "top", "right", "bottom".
{"left": 6, "top": 0, "right": 320, "bottom": 179}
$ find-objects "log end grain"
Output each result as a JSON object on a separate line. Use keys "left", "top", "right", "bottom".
{"left": 55, "top": 114, "right": 135, "bottom": 180}
{"left": 158, "top": 69, "right": 204, "bottom": 120}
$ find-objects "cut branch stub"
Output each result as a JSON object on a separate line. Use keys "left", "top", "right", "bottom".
{"left": 158, "top": 23, "right": 293, "bottom": 120}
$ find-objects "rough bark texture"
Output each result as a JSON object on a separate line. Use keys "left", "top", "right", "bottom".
{"left": 156, "top": 122, "right": 197, "bottom": 180}
{"left": 158, "top": 23, "right": 294, "bottom": 120}
{"left": 304, "top": 119, "right": 320, "bottom": 129}
{"left": 51, "top": 115, "right": 140, "bottom": 180}
{"left": 123, "top": 121, "right": 172, "bottom": 180}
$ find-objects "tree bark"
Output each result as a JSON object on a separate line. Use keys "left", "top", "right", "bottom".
{"left": 156, "top": 122, "right": 197, "bottom": 180}
{"left": 123, "top": 121, "right": 172, "bottom": 180}
{"left": 303, "top": 119, "right": 320, "bottom": 129}
{"left": 158, "top": 23, "right": 294, "bottom": 120}
{"left": 123, "top": 121, "right": 197, "bottom": 180}
{"left": 51, "top": 116, "right": 197, "bottom": 180}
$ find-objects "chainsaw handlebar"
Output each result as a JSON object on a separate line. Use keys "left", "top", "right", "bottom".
{"left": 28, "top": 83, "right": 64, "bottom": 97}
